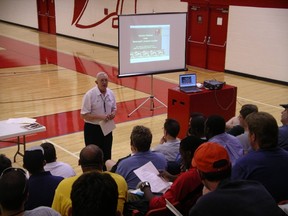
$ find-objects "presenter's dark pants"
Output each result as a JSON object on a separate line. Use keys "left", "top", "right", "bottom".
{"left": 84, "top": 123, "right": 113, "bottom": 168}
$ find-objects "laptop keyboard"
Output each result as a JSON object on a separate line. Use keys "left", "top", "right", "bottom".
{"left": 184, "top": 87, "right": 198, "bottom": 90}
{"left": 181, "top": 86, "right": 202, "bottom": 93}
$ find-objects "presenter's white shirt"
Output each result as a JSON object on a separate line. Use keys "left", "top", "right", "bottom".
{"left": 81, "top": 86, "right": 116, "bottom": 125}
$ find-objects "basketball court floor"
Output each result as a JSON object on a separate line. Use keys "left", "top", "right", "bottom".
{"left": 0, "top": 21, "right": 286, "bottom": 174}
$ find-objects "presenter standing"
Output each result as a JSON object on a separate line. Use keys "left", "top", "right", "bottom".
{"left": 80, "top": 72, "right": 116, "bottom": 167}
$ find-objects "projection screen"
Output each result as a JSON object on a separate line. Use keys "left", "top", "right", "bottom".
{"left": 118, "top": 12, "right": 187, "bottom": 78}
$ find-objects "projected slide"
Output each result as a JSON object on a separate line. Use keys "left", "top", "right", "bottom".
{"left": 130, "top": 25, "right": 170, "bottom": 63}
{"left": 118, "top": 13, "right": 187, "bottom": 77}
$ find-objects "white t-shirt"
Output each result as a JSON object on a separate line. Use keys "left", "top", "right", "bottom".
{"left": 44, "top": 161, "right": 76, "bottom": 178}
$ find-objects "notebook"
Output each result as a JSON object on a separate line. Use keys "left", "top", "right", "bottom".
{"left": 179, "top": 74, "right": 202, "bottom": 93}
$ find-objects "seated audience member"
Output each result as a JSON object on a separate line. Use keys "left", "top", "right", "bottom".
{"left": 152, "top": 118, "right": 181, "bottom": 174}
{"left": 0, "top": 154, "right": 30, "bottom": 179}
{"left": 138, "top": 136, "right": 205, "bottom": 214}
{"left": 225, "top": 115, "right": 240, "bottom": 131}
{"left": 236, "top": 104, "right": 259, "bottom": 154}
{"left": 23, "top": 146, "right": 64, "bottom": 210}
{"left": 115, "top": 125, "right": 167, "bottom": 190}
{"left": 226, "top": 117, "right": 243, "bottom": 135}
{"left": 107, "top": 118, "right": 181, "bottom": 174}
{"left": 69, "top": 172, "right": 118, "bottom": 216}
{"left": 205, "top": 115, "right": 243, "bottom": 166}
{"left": 52, "top": 144, "right": 127, "bottom": 216}
{"left": 106, "top": 154, "right": 133, "bottom": 173}
{"left": 187, "top": 112, "right": 207, "bottom": 141}
{"left": 232, "top": 112, "right": 288, "bottom": 203}
{"left": 0, "top": 154, "right": 12, "bottom": 174}
{"left": 41, "top": 142, "right": 76, "bottom": 178}
{"left": 189, "top": 142, "right": 286, "bottom": 216}
{"left": 0, "top": 167, "right": 61, "bottom": 216}
{"left": 152, "top": 118, "right": 180, "bottom": 162}
{"left": 278, "top": 104, "right": 288, "bottom": 150}
{"left": 227, "top": 104, "right": 258, "bottom": 136}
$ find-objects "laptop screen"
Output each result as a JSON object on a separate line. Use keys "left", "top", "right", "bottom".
{"left": 179, "top": 74, "right": 197, "bottom": 88}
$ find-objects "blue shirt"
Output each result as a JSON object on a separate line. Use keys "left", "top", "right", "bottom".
{"left": 232, "top": 147, "right": 288, "bottom": 202}
{"left": 278, "top": 125, "right": 288, "bottom": 150}
{"left": 209, "top": 133, "right": 244, "bottom": 166}
{"left": 115, "top": 151, "right": 167, "bottom": 189}
{"left": 152, "top": 139, "right": 180, "bottom": 162}
{"left": 25, "top": 171, "right": 63, "bottom": 210}
{"left": 237, "top": 131, "right": 252, "bottom": 154}
{"left": 189, "top": 179, "right": 286, "bottom": 216}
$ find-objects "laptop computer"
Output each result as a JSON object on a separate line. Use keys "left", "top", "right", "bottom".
{"left": 179, "top": 74, "right": 202, "bottom": 93}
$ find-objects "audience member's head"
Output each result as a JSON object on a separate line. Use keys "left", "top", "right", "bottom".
{"left": 0, "top": 154, "right": 12, "bottom": 175}
{"left": 239, "top": 104, "right": 258, "bottom": 127}
{"left": 130, "top": 125, "right": 152, "bottom": 152}
{"left": 280, "top": 104, "right": 288, "bottom": 125}
{"left": 40, "top": 142, "right": 57, "bottom": 163}
{"left": 246, "top": 112, "right": 278, "bottom": 150}
{"left": 0, "top": 167, "right": 28, "bottom": 213}
{"left": 239, "top": 104, "right": 259, "bottom": 119}
{"left": 180, "top": 136, "right": 205, "bottom": 170}
{"left": 192, "top": 142, "right": 231, "bottom": 190}
{"left": 188, "top": 112, "right": 206, "bottom": 138}
{"left": 79, "top": 144, "right": 104, "bottom": 172}
{"left": 23, "top": 146, "right": 45, "bottom": 174}
{"left": 164, "top": 118, "right": 180, "bottom": 138}
{"left": 70, "top": 171, "right": 118, "bottom": 216}
{"left": 205, "top": 115, "right": 226, "bottom": 139}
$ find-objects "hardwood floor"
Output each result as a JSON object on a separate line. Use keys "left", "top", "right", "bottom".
{"left": 0, "top": 21, "right": 287, "bottom": 175}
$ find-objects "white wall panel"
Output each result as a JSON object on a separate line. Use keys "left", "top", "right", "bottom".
{"left": 226, "top": 6, "right": 288, "bottom": 82}
{"left": 55, "top": 0, "right": 187, "bottom": 46}
{"left": 0, "top": 0, "right": 37, "bottom": 28}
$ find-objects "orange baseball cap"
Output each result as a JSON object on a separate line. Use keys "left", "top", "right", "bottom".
{"left": 192, "top": 142, "right": 230, "bottom": 173}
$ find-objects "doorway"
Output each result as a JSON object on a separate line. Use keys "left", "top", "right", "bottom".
{"left": 186, "top": 4, "right": 229, "bottom": 72}
{"left": 37, "top": 0, "right": 56, "bottom": 34}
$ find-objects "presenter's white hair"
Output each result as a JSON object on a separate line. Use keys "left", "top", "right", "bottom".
{"left": 96, "top": 72, "right": 108, "bottom": 80}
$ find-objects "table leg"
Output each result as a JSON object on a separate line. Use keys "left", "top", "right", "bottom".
{"left": 13, "top": 135, "right": 26, "bottom": 162}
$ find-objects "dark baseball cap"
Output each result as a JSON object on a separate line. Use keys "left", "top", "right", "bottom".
{"left": 23, "top": 146, "right": 45, "bottom": 172}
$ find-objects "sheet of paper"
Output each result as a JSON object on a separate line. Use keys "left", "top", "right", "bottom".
{"left": 7, "top": 117, "right": 36, "bottom": 124}
{"left": 133, "top": 161, "right": 171, "bottom": 193}
{"left": 99, "top": 120, "right": 116, "bottom": 136}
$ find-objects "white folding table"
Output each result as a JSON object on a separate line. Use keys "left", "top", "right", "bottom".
{"left": 0, "top": 120, "right": 46, "bottom": 162}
